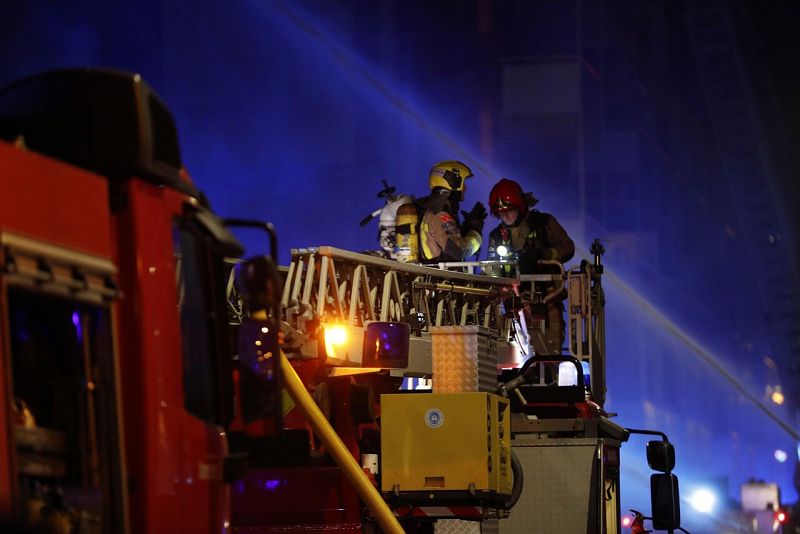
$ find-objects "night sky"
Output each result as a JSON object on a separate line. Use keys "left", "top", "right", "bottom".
{"left": 3, "top": 1, "right": 800, "bottom": 529}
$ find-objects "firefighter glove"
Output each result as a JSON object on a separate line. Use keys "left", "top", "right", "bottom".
{"left": 461, "top": 202, "right": 487, "bottom": 234}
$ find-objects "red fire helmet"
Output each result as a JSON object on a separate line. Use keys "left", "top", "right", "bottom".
{"left": 489, "top": 178, "right": 528, "bottom": 216}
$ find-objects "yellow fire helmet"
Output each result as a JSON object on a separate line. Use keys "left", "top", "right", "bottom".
{"left": 428, "top": 160, "right": 473, "bottom": 196}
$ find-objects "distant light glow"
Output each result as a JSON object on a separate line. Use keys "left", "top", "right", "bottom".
{"left": 689, "top": 488, "right": 716, "bottom": 514}
{"left": 771, "top": 389, "right": 785, "bottom": 405}
{"left": 774, "top": 449, "right": 788, "bottom": 463}
{"left": 777, "top": 511, "right": 787, "bottom": 523}
{"left": 496, "top": 245, "right": 509, "bottom": 257}
{"left": 263, "top": 479, "right": 281, "bottom": 490}
{"left": 621, "top": 516, "right": 631, "bottom": 527}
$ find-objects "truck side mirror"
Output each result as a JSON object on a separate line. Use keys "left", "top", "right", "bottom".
{"left": 646, "top": 439, "right": 675, "bottom": 472}
{"left": 651, "top": 473, "right": 681, "bottom": 530}
{"left": 235, "top": 255, "right": 281, "bottom": 317}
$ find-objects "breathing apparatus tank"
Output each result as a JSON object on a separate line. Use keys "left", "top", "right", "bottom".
{"left": 377, "top": 195, "right": 414, "bottom": 259}
{"left": 394, "top": 202, "right": 419, "bottom": 263}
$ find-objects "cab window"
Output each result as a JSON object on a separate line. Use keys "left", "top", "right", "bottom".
{"left": 174, "top": 217, "right": 233, "bottom": 425}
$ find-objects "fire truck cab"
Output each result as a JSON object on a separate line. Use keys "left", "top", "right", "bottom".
{"left": 0, "top": 69, "right": 242, "bottom": 533}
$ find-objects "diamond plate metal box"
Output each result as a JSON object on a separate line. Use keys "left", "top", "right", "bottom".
{"left": 430, "top": 326, "right": 497, "bottom": 393}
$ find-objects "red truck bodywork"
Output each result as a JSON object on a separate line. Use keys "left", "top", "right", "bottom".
{"left": 0, "top": 141, "right": 229, "bottom": 533}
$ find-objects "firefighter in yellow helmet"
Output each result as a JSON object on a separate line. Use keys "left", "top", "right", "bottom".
{"left": 417, "top": 161, "right": 487, "bottom": 262}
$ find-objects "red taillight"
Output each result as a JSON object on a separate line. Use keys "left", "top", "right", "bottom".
{"left": 777, "top": 510, "right": 787, "bottom": 523}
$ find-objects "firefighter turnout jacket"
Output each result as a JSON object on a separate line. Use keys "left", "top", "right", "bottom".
{"left": 420, "top": 209, "right": 481, "bottom": 262}
{"left": 487, "top": 210, "right": 574, "bottom": 273}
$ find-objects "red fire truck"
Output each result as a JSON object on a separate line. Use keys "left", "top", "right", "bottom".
{"left": 0, "top": 69, "right": 682, "bottom": 534}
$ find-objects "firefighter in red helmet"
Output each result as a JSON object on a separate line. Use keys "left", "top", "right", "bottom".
{"left": 487, "top": 178, "right": 574, "bottom": 354}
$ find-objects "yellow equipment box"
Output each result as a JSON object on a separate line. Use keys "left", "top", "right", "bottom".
{"left": 380, "top": 392, "right": 511, "bottom": 498}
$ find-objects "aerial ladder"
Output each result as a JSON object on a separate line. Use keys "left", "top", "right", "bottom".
{"left": 279, "top": 246, "right": 518, "bottom": 373}
{"left": 276, "top": 244, "right": 605, "bottom": 388}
